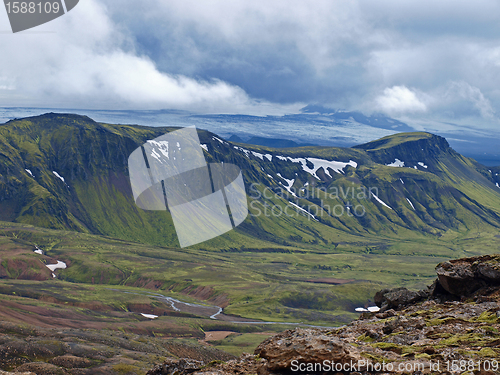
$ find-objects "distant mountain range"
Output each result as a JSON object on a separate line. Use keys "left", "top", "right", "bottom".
{"left": 228, "top": 134, "right": 315, "bottom": 148}
{"left": 299, "top": 104, "right": 414, "bottom": 131}
{"left": 1, "top": 113, "right": 500, "bottom": 250}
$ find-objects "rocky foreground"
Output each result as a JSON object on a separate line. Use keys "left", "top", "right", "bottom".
{"left": 0, "top": 322, "right": 233, "bottom": 374}
{"left": 148, "top": 255, "right": 500, "bottom": 374}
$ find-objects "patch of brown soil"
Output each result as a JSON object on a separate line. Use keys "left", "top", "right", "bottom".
{"left": 182, "top": 285, "right": 215, "bottom": 300}
{"left": 181, "top": 285, "right": 230, "bottom": 308}
{"left": 305, "top": 278, "right": 355, "bottom": 284}
{"left": 129, "top": 277, "right": 164, "bottom": 289}
{"left": 162, "top": 341, "right": 234, "bottom": 362}
{"left": 209, "top": 293, "right": 230, "bottom": 308}
{"left": 3, "top": 258, "right": 51, "bottom": 281}
{"left": 203, "top": 331, "right": 236, "bottom": 341}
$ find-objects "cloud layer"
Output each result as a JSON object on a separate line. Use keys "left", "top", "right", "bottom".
{"left": 1, "top": 0, "right": 500, "bottom": 128}
{"left": 375, "top": 86, "right": 427, "bottom": 115}
{"left": 0, "top": 0, "right": 287, "bottom": 113}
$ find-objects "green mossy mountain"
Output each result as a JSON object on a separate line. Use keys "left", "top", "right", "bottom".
{"left": 1, "top": 113, "right": 500, "bottom": 250}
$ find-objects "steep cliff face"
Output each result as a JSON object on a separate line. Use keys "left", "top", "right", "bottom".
{"left": 353, "top": 132, "right": 451, "bottom": 167}
{"left": 0, "top": 113, "right": 180, "bottom": 245}
{"left": 354, "top": 132, "right": 498, "bottom": 189}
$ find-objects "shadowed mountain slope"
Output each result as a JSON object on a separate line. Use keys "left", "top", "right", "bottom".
{"left": 1, "top": 114, "right": 500, "bottom": 250}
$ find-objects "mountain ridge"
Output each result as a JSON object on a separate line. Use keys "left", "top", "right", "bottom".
{"left": 1, "top": 113, "right": 500, "bottom": 250}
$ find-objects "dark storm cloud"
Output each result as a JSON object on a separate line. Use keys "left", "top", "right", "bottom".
{"left": 1, "top": 0, "right": 500, "bottom": 128}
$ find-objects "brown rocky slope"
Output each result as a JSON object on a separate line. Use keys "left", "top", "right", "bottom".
{"left": 148, "top": 255, "right": 500, "bottom": 374}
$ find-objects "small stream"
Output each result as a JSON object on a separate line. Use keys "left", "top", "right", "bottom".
{"left": 109, "top": 289, "right": 338, "bottom": 328}
{"left": 32, "top": 247, "right": 364, "bottom": 328}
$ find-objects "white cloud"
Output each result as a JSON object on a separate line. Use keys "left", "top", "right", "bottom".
{"left": 375, "top": 86, "right": 427, "bottom": 115}
{"left": 445, "top": 81, "right": 496, "bottom": 119}
{"left": 0, "top": 0, "right": 298, "bottom": 114}
{"left": 0, "top": 77, "right": 15, "bottom": 91}
{"left": 1, "top": 0, "right": 500, "bottom": 126}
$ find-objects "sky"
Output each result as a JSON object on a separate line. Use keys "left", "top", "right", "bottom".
{"left": 1, "top": 0, "right": 500, "bottom": 133}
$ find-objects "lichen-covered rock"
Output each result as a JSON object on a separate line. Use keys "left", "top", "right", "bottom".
{"left": 146, "top": 358, "right": 205, "bottom": 375}
{"left": 374, "top": 287, "right": 428, "bottom": 311}
{"left": 254, "top": 328, "right": 362, "bottom": 372}
{"left": 147, "top": 355, "right": 266, "bottom": 375}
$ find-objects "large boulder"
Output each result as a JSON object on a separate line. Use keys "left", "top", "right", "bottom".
{"left": 436, "top": 255, "right": 500, "bottom": 296}
{"left": 146, "top": 358, "right": 204, "bottom": 375}
{"left": 254, "top": 328, "right": 362, "bottom": 372}
{"left": 374, "top": 287, "right": 428, "bottom": 311}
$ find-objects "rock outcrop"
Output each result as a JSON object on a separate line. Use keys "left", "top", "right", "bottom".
{"left": 146, "top": 354, "right": 262, "bottom": 375}
{"left": 254, "top": 328, "right": 362, "bottom": 372}
{"left": 147, "top": 358, "right": 205, "bottom": 375}
{"left": 148, "top": 254, "right": 500, "bottom": 374}
{"left": 436, "top": 255, "right": 500, "bottom": 296}
{"left": 373, "top": 254, "right": 500, "bottom": 313}
{"left": 374, "top": 287, "right": 428, "bottom": 311}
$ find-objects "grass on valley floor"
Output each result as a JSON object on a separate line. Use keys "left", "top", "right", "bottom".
{"left": 1, "top": 220, "right": 499, "bottom": 327}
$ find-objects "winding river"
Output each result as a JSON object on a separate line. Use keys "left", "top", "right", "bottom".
{"left": 109, "top": 289, "right": 338, "bottom": 328}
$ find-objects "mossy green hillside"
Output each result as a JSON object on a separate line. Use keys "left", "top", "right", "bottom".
{"left": 1, "top": 221, "right": 500, "bottom": 325}
{"left": 1, "top": 113, "right": 500, "bottom": 252}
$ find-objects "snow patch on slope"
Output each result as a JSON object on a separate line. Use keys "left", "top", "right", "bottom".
{"left": 355, "top": 306, "right": 380, "bottom": 313}
{"left": 213, "top": 136, "right": 226, "bottom": 144}
{"left": 46, "top": 260, "right": 67, "bottom": 278}
{"left": 406, "top": 198, "right": 415, "bottom": 210}
{"left": 278, "top": 156, "right": 357, "bottom": 179}
{"left": 371, "top": 193, "right": 393, "bottom": 210}
{"left": 277, "top": 173, "right": 296, "bottom": 196}
{"left": 288, "top": 201, "right": 318, "bottom": 221}
{"left": 248, "top": 151, "right": 273, "bottom": 161}
{"left": 52, "top": 171, "right": 66, "bottom": 184}
{"left": 147, "top": 140, "right": 169, "bottom": 162}
{"left": 46, "top": 260, "right": 67, "bottom": 272}
{"left": 387, "top": 159, "right": 405, "bottom": 167}
{"left": 141, "top": 313, "right": 158, "bottom": 319}
{"left": 233, "top": 146, "right": 250, "bottom": 158}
